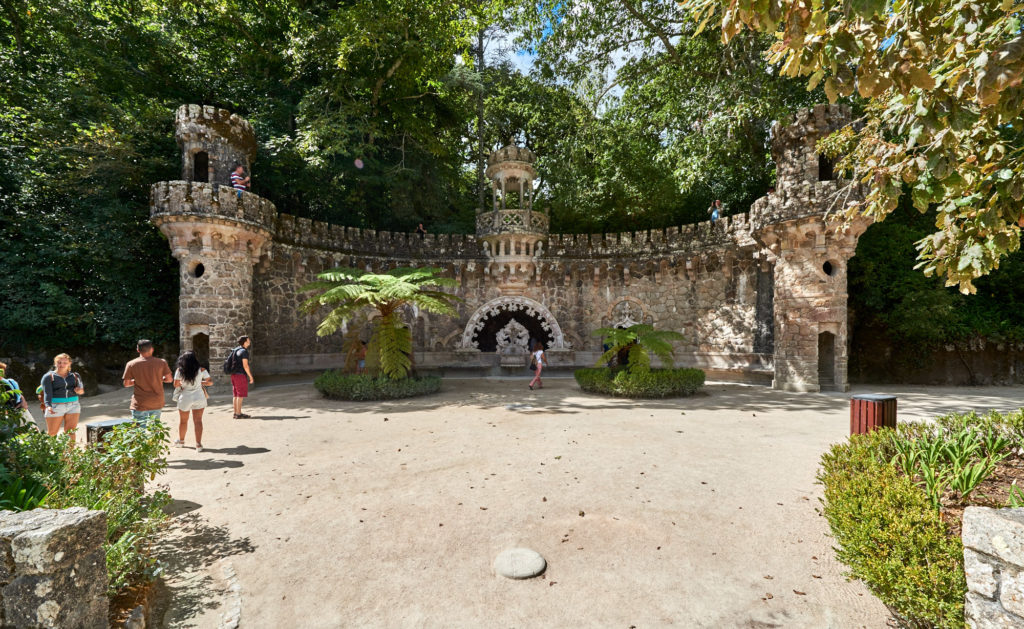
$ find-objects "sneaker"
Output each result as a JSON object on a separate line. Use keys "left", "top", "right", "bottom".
{"left": 196, "top": 444, "right": 204, "bottom": 453}
{"left": 173, "top": 439, "right": 184, "bottom": 447}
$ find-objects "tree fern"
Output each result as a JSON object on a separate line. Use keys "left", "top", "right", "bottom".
{"left": 301, "top": 266, "right": 461, "bottom": 380}
{"left": 593, "top": 324, "right": 686, "bottom": 371}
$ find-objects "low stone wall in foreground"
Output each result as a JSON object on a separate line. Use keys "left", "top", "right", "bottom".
{"left": 0, "top": 507, "right": 108, "bottom": 629}
{"left": 963, "top": 507, "right": 1024, "bottom": 627}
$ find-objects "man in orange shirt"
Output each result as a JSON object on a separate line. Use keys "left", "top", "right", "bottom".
{"left": 122, "top": 339, "right": 173, "bottom": 421}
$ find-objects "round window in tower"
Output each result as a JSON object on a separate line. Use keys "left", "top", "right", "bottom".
{"left": 822, "top": 260, "right": 835, "bottom": 276}
{"left": 189, "top": 261, "right": 206, "bottom": 278}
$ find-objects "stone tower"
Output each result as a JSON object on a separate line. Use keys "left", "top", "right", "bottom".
{"left": 751, "top": 104, "right": 871, "bottom": 392}
{"left": 477, "top": 144, "right": 549, "bottom": 293}
{"left": 150, "top": 105, "right": 276, "bottom": 371}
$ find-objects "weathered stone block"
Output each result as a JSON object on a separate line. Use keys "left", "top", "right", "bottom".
{"left": 1002, "top": 567, "right": 1024, "bottom": 617}
{"left": 964, "top": 508, "right": 1024, "bottom": 567}
{"left": 967, "top": 592, "right": 1024, "bottom": 628}
{"left": 0, "top": 508, "right": 108, "bottom": 629}
{"left": 966, "top": 548, "right": 1000, "bottom": 598}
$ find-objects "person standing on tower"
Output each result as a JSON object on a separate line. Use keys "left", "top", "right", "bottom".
{"left": 231, "top": 164, "right": 250, "bottom": 199}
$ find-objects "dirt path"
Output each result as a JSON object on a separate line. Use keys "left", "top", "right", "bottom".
{"left": 60, "top": 380, "right": 1024, "bottom": 628}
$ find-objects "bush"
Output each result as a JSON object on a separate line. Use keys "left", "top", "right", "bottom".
{"left": 314, "top": 371, "right": 442, "bottom": 400}
{"left": 1, "top": 417, "right": 171, "bottom": 595}
{"left": 818, "top": 430, "right": 966, "bottom": 628}
{"left": 574, "top": 367, "right": 705, "bottom": 398}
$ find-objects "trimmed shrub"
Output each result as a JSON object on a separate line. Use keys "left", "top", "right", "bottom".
{"left": 574, "top": 367, "right": 705, "bottom": 398}
{"left": 314, "top": 370, "right": 441, "bottom": 400}
{"left": 818, "top": 430, "right": 966, "bottom": 628}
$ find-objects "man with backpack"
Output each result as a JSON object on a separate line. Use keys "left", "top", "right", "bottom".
{"left": 224, "top": 336, "right": 254, "bottom": 419}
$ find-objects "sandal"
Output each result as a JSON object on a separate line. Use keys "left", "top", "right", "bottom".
{"left": 173, "top": 439, "right": 184, "bottom": 447}
{"left": 196, "top": 444, "right": 204, "bottom": 453}
{"left": 236, "top": 413, "right": 251, "bottom": 419}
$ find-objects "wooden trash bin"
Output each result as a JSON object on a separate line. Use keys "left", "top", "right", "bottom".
{"left": 849, "top": 394, "right": 897, "bottom": 435}
{"left": 86, "top": 418, "right": 135, "bottom": 446}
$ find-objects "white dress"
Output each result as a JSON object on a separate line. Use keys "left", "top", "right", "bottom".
{"left": 175, "top": 368, "right": 210, "bottom": 411}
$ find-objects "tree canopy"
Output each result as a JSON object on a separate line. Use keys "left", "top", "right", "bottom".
{"left": 685, "top": 0, "right": 1024, "bottom": 293}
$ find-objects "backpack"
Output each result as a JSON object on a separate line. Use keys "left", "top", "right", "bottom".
{"left": 222, "top": 348, "right": 239, "bottom": 375}
{"left": 0, "top": 379, "right": 19, "bottom": 409}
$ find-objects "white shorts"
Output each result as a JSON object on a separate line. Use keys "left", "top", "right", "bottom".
{"left": 45, "top": 401, "right": 81, "bottom": 418}
{"left": 177, "top": 390, "right": 207, "bottom": 412}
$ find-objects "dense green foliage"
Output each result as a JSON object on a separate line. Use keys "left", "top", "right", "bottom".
{"left": 301, "top": 267, "right": 460, "bottom": 380}
{"left": 314, "top": 370, "right": 442, "bottom": 400}
{"left": 574, "top": 367, "right": 705, "bottom": 398}
{"left": 849, "top": 201, "right": 1024, "bottom": 366}
{"left": 592, "top": 324, "right": 687, "bottom": 370}
{"left": 819, "top": 410, "right": 1024, "bottom": 627}
{"left": 687, "top": 0, "right": 1024, "bottom": 292}
{"left": 0, "top": 405, "right": 170, "bottom": 594}
{"left": 818, "top": 431, "right": 966, "bottom": 628}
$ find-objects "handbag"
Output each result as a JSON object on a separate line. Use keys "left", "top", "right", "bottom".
{"left": 172, "top": 386, "right": 182, "bottom": 402}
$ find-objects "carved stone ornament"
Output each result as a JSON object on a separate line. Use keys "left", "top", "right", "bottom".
{"left": 459, "top": 296, "right": 569, "bottom": 350}
{"left": 496, "top": 320, "right": 532, "bottom": 366}
{"left": 611, "top": 300, "right": 645, "bottom": 328}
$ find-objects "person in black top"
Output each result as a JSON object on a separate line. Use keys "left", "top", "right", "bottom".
{"left": 230, "top": 336, "right": 254, "bottom": 419}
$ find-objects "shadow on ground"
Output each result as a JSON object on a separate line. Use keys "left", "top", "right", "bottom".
{"left": 154, "top": 511, "right": 256, "bottom": 628}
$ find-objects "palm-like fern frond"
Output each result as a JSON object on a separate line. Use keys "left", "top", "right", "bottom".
{"left": 593, "top": 324, "right": 686, "bottom": 370}
{"left": 300, "top": 266, "right": 462, "bottom": 378}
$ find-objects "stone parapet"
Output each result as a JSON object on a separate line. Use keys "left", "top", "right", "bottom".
{"left": 274, "top": 214, "right": 479, "bottom": 259}
{"left": 476, "top": 210, "right": 549, "bottom": 237}
{"left": 175, "top": 104, "right": 257, "bottom": 159}
{"left": 963, "top": 506, "right": 1024, "bottom": 627}
{"left": 0, "top": 507, "right": 108, "bottom": 628}
{"left": 547, "top": 214, "right": 757, "bottom": 259}
{"left": 150, "top": 181, "right": 277, "bottom": 238}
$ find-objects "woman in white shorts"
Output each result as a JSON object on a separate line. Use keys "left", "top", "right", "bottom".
{"left": 173, "top": 350, "right": 213, "bottom": 452}
{"left": 41, "top": 353, "right": 84, "bottom": 438}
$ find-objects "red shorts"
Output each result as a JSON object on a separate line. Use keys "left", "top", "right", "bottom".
{"left": 231, "top": 373, "right": 249, "bottom": 397}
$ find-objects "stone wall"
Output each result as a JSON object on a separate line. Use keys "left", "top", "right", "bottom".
{"left": 0, "top": 508, "right": 108, "bottom": 628}
{"left": 962, "top": 507, "right": 1024, "bottom": 627}
{"left": 153, "top": 103, "right": 865, "bottom": 389}
{"left": 252, "top": 230, "right": 769, "bottom": 379}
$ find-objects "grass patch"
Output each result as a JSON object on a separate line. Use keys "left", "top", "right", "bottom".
{"left": 314, "top": 370, "right": 441, "bottom": 400}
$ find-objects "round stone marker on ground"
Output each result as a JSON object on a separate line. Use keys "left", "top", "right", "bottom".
{"left": 494, "top": 548, "right": 546, "bottom": 579}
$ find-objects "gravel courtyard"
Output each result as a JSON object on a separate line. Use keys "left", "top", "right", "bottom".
{"left": 65, "top": 378, "right": 1024, "bottom": 628}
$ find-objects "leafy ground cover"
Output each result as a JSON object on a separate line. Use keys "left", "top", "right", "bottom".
{"left": 575, "top": 367, "right": 705, "bottom": 398}
{"left": 819, "top": 410, "right": 1024, "bottom": 628}
{"left": 314, "top": 371, "right": 442, "bottom": 400}
{"left": 0, "top": 388, "right": 171, "bottom": 614}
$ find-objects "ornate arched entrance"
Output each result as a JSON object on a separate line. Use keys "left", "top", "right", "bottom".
{"left": 459, "top": 296, "right": 569, "bottom": 351}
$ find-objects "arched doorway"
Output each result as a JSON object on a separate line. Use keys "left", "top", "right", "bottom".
{"left": 192, "top": 333, "right": 210, "bottom": 370}
{"left": 818, "top": 332, "right": 836, "bottom": 390}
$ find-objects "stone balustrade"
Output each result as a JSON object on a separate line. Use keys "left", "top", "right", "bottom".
{"left": 475, "top": 210, "right": 549, "bottom": 237}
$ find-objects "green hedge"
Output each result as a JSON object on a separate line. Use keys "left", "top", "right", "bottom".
{"left": 818, "top": 430, "right": 966, "bottom": 628}
{"left": 314, "top": 371, "right": 442, "bottom": 400}
{"left": 574, "top": 367, "right": 705, "bottom": 398}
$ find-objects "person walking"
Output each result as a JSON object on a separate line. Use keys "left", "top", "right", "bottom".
{"left": 122, "top": 339, "right": 173, "bottom": 421}
{"left": 528, "top": 341, "right": 547, "bottom": 390}
{"left": 41, "top": 353, "right": 84, "bottom": 438}
{"left": 172, "top": 350, "right": 213, "bottom": 452}
{"left": 228, "top": 336, "right": 254, "bottom": 419}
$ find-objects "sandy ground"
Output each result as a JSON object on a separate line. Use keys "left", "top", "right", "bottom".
{"left": 47, "top": 379, "right": 1024, "bottom": 628}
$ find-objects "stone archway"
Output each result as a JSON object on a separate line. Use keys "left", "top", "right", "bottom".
{"left": 459, "top": 296, "right": 569, "bottom": 350}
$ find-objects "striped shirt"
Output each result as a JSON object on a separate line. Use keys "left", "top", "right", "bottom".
{"left": 231, "top": 172, "right": 247, "bottom": 191}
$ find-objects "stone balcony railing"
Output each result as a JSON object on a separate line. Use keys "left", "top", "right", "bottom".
{"left": 150, "top": 181, "right": 278, "bottom": 235}
{"left": 476, "top": 210, "right": 549, "bottom": 238}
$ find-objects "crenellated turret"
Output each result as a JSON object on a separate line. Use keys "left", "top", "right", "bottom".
{"left": 151, "top": 106, "right": 274, "bottom": 372}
